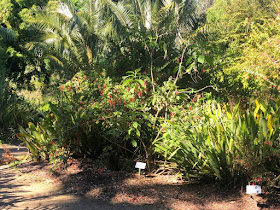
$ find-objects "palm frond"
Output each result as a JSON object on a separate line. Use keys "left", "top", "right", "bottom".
{"left": 0, "top": 27, "right": 16, "bottom": 42}
{"left": 104, "top": 0, "right": 133, "bottom": 27}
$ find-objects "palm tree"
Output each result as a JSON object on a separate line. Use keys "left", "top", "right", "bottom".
{"left": 29, "top": 0, "right": 209, "bottom": 79}
{"left": 28, "top": 0, "right": 106, "bottom": 77}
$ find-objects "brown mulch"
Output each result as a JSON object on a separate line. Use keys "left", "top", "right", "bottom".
{"left": 12, "top": 158, "right": 280, "bottom": 210}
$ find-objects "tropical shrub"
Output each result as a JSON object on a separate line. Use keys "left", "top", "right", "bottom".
{"left": 17, "top": 67, "right": 191, "bottom": 171}
{"left": 155, "top": 100, "right": 240, "bottom": 182}
{"left": 155, "top": 99, "right": 280, "bottom": 183}
{"left": 230, "top": 100, "right": 280, "bottom": 178}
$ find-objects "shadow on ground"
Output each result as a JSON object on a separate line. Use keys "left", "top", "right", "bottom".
{"left": 13, "top": 160, "right": 257, "bottom": 210}
{"left": 1, "top": 146, "right": 279, "bottom": 209}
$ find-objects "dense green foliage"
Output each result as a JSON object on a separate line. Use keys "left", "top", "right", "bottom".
{"left": 203, "top": 0, "right": 280, "bottom": 100}
{"left": 1, "top": 0, "right": 280, "bottom": 188}
{"left": 155, "top": 99, "right": 280, "bottom": 182}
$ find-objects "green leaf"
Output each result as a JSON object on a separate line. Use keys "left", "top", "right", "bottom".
{"left": 41, "top": 104, "right": 50, "bottom": 112}
{"left": 136, "top": 129, "right": 140, "bottom": 137}
{"left": 138, "top": 79, "right": 145, "bottom": 88}
{"left": 122, "top": 79, "right": 133, "bottom": 86}
{"left": 198, "top": 55, "right": 205, "bottom": 64}
{"left": 133, "top": 121, "right": 138, "bottom": 129}
{"left": 131, "top": 140, "right": 137, "bottom": 147}
{"left": 128, "top": 128, "right": 132, "bottom": 135}
{"left": 168, "top": 148, "right": 180, "bottom": 160}
{"left": 267, "top": 114, "right": 273, "bottom": 136}
{"left": 185, "top": 56, "right": 194, "bottom": 66}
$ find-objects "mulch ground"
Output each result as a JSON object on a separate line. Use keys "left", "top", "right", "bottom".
{"left": 13, "top": 158, "right": 280, "bottom": 210}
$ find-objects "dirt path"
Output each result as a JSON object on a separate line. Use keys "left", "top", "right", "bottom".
{"left": 0, "top": 165, "right": 157, "bottom": 210}
{"left": 0, "top": 143, "right": 159, "bottom": 209}
{"left": 0, "top": 144, "right": 28, "bottom": 159}
{"left": 0, "top": 144, "right": 154, "bottom": 209}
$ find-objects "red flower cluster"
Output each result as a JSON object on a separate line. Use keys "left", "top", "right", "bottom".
{"left": 137, "top": 91, "right": 142, "bottom": 97}
{"left": 60, "top": 85, "right": 65, "bottom": 91}
{"left": 108, "top": 99, "right": 116, "bottom": 107}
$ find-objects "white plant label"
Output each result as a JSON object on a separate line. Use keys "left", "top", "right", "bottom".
{"left": 135, "top": 162, "right": 146, "bottom": 169}
{"left": 246, "top": 185, "right": 261, "bottom": 194}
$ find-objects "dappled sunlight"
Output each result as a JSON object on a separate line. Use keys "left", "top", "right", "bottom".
{"left": 124, "top": 174, "right": 183, "bottom": 186}
{"left": 110, "top": 192, "right": 158, "bottom": 205}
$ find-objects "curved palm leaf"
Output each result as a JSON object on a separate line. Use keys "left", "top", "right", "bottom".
{"left": 0, "top": 27, "right": 16, "bottom": 42}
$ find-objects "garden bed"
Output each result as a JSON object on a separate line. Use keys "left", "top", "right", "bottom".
{"left": 12, "top": 159, "right": 280, "bottom": 209}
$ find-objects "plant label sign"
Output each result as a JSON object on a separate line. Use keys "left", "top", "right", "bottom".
{"left": 135, "top": 162, "right": 146, "bottom": 169}
{"left": 246, "top": 185, "right": 261, "bottom": 194}
{"left": 135, "top": 162, "right": 146, "bottom": 179}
